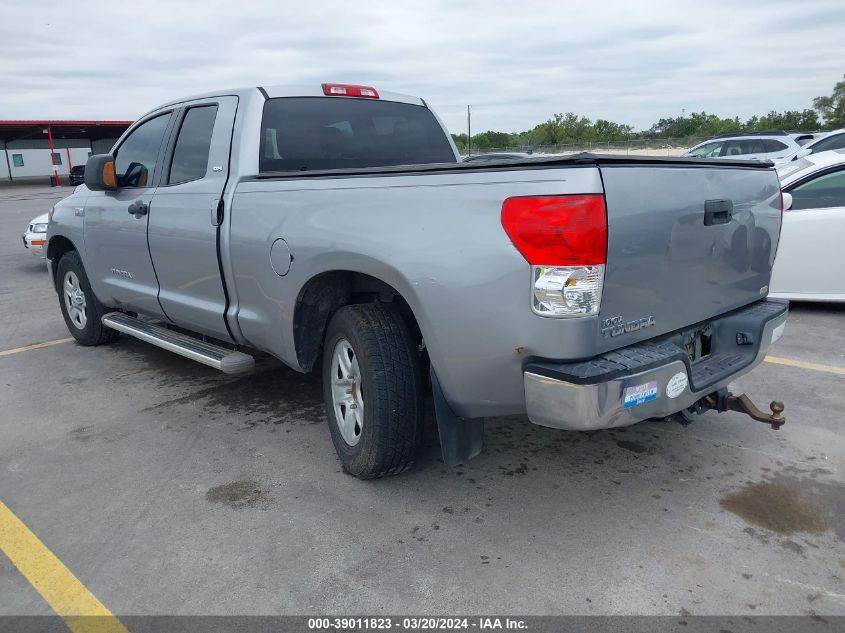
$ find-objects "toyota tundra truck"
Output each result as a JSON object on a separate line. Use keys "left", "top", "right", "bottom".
{"left": 46, "top": 83, "right": 788, "bottom": 478}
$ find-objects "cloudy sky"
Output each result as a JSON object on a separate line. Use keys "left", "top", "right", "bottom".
{"left": 2, "top": 0, "right": 844, "bottom": 134}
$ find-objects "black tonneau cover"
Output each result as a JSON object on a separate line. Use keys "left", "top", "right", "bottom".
{"left": 251, "top": 152, "right": 775, "bottom": 180}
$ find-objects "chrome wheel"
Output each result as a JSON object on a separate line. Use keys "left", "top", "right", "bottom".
{"left": 63, "top": 271, "right": 87, "bottom": 330}
{"left": 330, "top": 338, "right": 364, "bottom": 446}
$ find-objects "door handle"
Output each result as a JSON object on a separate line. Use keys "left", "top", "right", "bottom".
{"left": 128, "top": 200, "right": 148, "bottom": 218}
{"left": 210, "top": 199, "right": 223, "bottom": 227}
{"left": 704, "top": 199, "right": 733, "bottom": 226}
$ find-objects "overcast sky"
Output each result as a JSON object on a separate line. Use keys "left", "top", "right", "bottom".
{"left": 2, "top": 0, "right": 844, "bottom": 134}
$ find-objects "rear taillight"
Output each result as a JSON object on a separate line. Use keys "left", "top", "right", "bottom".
{"left": 322, "top": 83, "right": 379, "bottom": 99}
{"left": 501, "top": 194, "right": 607, "bottom": 317}
{"left": 501, "top": 195, "right": 607, "bottom": 265}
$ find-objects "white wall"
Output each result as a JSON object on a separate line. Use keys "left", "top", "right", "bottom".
{"left": 1, "top": 137, "right": 123, "bottom": 181}
{"left": 4, "top": 139, "right": 93, "bottom": 179}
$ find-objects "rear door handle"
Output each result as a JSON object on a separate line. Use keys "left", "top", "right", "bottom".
{"left": 210, "top": 199, "right": 223, "bottom": 227}
{"left": 704, "top": 199, "right": 733, "bottom": 225}
{"left": 128, "top": 200, "right": 148, "bottom": 217}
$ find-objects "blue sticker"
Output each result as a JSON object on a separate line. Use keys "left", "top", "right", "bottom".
{"left": 623, "top": 381, "right": 658, "bottom": 408}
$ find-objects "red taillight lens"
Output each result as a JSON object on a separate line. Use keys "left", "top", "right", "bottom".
{"left": 322, "top": 83, "right": 380, "bottom": 99}
{"left": 501, "top": 194, "right": 607, "bottom": 265}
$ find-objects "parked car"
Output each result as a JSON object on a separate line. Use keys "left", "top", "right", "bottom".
{"left": 22, "top": 212, "right": 49, "bottom": 258}
{"left": 68, "top": 165, "right": 85, "bottom": 185}
{"left": 463, "top": 152, "right": 533, "bottom": 162}
{"left": 774, "top": 129, "right": 845, "bottom": 164}
{"left": 683, "top": 131, "right": 803, "bottom": 161}
{"left": 771, "top": 149, "right": 845, "bottom": 302}
{"left": 46, "top": 82, "right": 788, "bottom": 478}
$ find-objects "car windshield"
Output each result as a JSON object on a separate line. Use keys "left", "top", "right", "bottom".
{"left": 777, "top": 157, "right": 815, "bottom": 180}
{"left": 687, "top": 141, "right": 722, "bottom": 158}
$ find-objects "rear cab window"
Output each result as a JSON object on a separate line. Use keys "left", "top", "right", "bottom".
{"left": 259, "top": 97, "right": 456, "bottom": 172}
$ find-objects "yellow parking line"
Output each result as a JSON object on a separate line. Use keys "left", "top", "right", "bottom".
{"left": 0, "top": 501, "right": 128, "bottom": 633}
{"left": 765, "top": 355, "right": 845, "bottom": 376}
{"left": 0, "top": 338, "right": 73, "bottom": 357}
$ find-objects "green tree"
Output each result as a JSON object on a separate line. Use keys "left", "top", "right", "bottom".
{"left": 451, "top": 133, "right": 467, "bottom": 152}
{"left": 814, "top": 74, "right": 845, "bottom": 127}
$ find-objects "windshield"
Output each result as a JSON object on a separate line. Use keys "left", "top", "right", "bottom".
{"left": 686, "top": 141, "right": 723, "bottom": 158}
{"left": 776, "top": 157, "right": 815, "bottom": 180}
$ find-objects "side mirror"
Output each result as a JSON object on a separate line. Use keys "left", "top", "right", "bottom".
{"left": 794, "top": 148, "right": 812, "bottom": 160}
{"left": 84, "top": 154, "right": 117, "bottom": 191}
{"left": 782, "top": 191, "right": 793, "bottom": 211}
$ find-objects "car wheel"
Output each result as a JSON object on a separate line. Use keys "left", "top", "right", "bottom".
{"left": 322, "top": 303, "right": 424, "bottom": 479}
{"left": 56, "top": 251, "right": 117, "bottom": 346}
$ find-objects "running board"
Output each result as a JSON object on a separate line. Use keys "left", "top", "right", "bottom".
{"left": 101, "top": 312, "right": 254, "bottom": 374}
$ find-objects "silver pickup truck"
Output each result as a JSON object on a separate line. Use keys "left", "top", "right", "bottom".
{"left": 46, "top": 83, "right": 789, "bottom": 478}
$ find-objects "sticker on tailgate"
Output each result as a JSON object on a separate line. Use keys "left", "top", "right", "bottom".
{"left": 623, "top": 381, "right": 658, "bottom": 408}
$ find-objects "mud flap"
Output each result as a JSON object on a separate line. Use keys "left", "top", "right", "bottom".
{"left": 431, "top": 368, "right": 484, "bottom": 466}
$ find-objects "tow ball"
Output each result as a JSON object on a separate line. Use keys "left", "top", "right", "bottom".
{"left": 702, "top": 388, "right": 785, "bottom": 430}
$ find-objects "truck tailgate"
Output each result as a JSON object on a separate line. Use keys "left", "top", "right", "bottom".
{"left": 598, "top": 163, "right": 782, "bottom": 352}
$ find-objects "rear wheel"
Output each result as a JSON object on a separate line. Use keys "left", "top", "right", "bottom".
{"left": 56, "top": 251, "right": 117, "bottom": 346}
{"left": 322, "top": 303, "right": 424, "bottom": 478}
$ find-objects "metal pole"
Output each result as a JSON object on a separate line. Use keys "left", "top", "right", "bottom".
{"left": 47, "top": 126, "right": 59, "bottom": 187}
{"left": 66, "top": 146, "right": 72, "bottom": 169}
{"left": 467, "top": 105, "right": 471, "bottom": 156}
{"left": 2, "top": 143, "right": 12, "bottom": 182}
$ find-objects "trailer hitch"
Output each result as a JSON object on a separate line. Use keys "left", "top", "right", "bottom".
{"left": 702, "top": 388, "right": 785, "bottom": 430}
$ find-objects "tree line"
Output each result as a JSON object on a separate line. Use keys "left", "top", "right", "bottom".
{"left": 453, "top": 74, "right": 845, "bottom": 152}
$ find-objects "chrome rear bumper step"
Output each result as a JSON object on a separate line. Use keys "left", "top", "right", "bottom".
{"left": 101, "top": 312, "right": 254, "bottom": 374}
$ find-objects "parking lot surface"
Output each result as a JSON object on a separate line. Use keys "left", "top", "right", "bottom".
{"left": 1, "top": 185, "right": 844, "bottom": 617}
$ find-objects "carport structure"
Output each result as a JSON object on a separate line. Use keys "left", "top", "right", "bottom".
{"left": 0, "top": 120, "right": 132, "bottom": 185}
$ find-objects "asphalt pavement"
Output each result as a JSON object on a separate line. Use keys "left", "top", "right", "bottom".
{"left": 1, "top": 185, "right": 843, "bottom": 618}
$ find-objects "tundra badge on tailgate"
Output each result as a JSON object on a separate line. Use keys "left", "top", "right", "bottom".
{"left": 601, "top": 315, "right": 656, "bottom": 339}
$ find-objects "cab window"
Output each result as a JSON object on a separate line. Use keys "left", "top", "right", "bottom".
{"left": 168, "top": 105, "right": 218, "bottom": 184}
{"left": 789, "top": 168, "right": 845, "bottom": 210}
{"left": 114, "top": 113, "right": 171, "bottom": 187}
{"left": 259, "top": 97, "right": 457, "bottom": 172}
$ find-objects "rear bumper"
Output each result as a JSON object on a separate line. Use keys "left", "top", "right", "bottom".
{"left": 524, "top": 299, "right": 788, "bottom": 431}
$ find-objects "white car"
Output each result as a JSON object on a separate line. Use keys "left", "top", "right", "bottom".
{"left": 684, "top": 132, "right": 803, "bottom": 161}
{"left": 22, "top": 212, "right": 49, "bottom": 258}
{"left": 774, "top": 128, "right": 845, "bottom": 164}
{"left": 771, "top": 149, "right": 845, "bottom": 302}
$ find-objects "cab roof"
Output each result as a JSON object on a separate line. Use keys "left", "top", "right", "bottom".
{"left": 156, "top": 84, "right": 425, "bottom": 110}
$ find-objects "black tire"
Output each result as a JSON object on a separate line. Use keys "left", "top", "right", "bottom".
{"left": 322, "top": 303, "right": 424, "bottom": 479}
{"left": 56, "top": 251, "right": 117, "bottom": 346}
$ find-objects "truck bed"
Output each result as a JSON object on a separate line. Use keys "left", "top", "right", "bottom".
{"left": 230, "top": 153, "right": 782, "bottom": 418}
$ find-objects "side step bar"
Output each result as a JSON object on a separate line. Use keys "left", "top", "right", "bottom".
{"left": 101, "top": 312, "right": 254, "bottom": 375}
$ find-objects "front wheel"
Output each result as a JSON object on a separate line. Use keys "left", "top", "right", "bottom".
{"left": 56, "top": 251, "right": 117, "bottom": 346}
{"left": 322, "top": 303, "right": 424, "bottom": 479}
